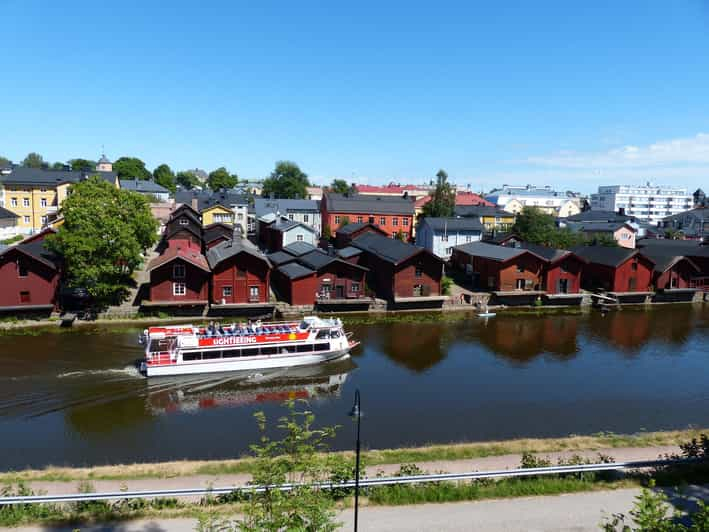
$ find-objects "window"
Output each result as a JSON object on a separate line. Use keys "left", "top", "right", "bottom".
{"left": 446, "top": 247, "right": 453, "bottom": 255}
{"left": 391, "top": 233, "right": 397, "bottom": 238}
{"left": 465, "top": 235, "right": 472, "bottom": 243}
{"left": 40, "top": 187, "right": 47, "bottom": 193}
{"left": 415, "top": 267, "right": 423, "bottom": 277}
{"left": 237, "top": 213, "right": 244, "bottom": 220}
{"left": 173, "top": 264, "right": 186, "bottom": 278}
{"left": 173, "top": 282, "right": 186, "bottom": 296}
{"left": 413, "top": 284, "right": 423, "bottom": 296}
{"left": 249, "top": 286, "right": 260, "bottom": 300}
{"left": 296, "top": 234, "right": 304, "bottom": 242}
{"left": 515, "top": 279, "right": 525, "bottom": 290}
{"left": 303, "top": 214, "right": 309, "bottom": 223}
{"left": 23, "top": 216, "right": 30, "bottom": 223}
{"left": 260, "top": 346, "right": 277, "bottom": 355}
{"left": 403, "top": 218, "right": 409, "bottom": 226}
{"left": 40, "top": 198, "right": 47, "bottom": 207}
{"left": 441, "top": 235, "right": 448, "bottom": 242}
{"left": 17, "top": 261, "right": 28, "bottom": 277}
{"left": 631, "top": 261, "right": 638, "bottom": 271}
{"left": 222, "top": 286, "right": 232, "bottom": 297}
{"left": 183, "top": 352, "right": 201, "bottom": 361}
{"left": 516, "top": 266, "right": 524, "bottom": 273}
{"left": 23, "top": 198, "right": 30, "bottom": 207}
{"left": 380, "top": 216, "right": 386, "bottom": 225}
{"left": 357, "top": 216, "right": 363, "bottom": 223}
{"left": 288, "top": 213, "right": 294, "bottom": 220}
{"left": 369, "top": 216, "right": 374, "bottom": 223}
{"left": 41, "top": 216, "right": 48, "bottom": 225}
{"left": 11, "top": 198, "right": 17, "bottom": 207}
{"left": 335, "top": 216, "right": 341, "bottom": 224}
{"left": 393, "top": 217, "right": 399, "bottom": 226}
{"left": 179, "top": 218, "right": 188, "bottom": 225}
{"left": 351, "top": 282, "right": 360, "bottom": 293}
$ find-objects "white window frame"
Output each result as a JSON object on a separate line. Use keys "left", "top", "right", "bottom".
{"left": 11, "top": 198, "right": 17, "bottom": 207}
{"left": 23, "top": 198, "right": 30, "bottom": 207}
{"left": 173, "top": 282, "right": 186, "bottom": 296}
{"left": 179, "top": 218, "right": 189, "bottom": 225}
{"left": 40, "top": 198, "right": 47, "bottom": 207}
{"left": 222, "top": 286, "right": 232, "bottom": 297}
{"left": 296, "top": 234, "right": 304, "bottom": 242}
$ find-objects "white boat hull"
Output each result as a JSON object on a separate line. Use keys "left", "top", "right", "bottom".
{"left": 145, "top": 348, "right": 351, "bottom": 377}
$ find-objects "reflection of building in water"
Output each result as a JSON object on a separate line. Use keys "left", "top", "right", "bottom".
{"left": 148, "top": 358, "right": 355, "bottom": 414}
{"left": 381, "top": 322, "right": 449, "bottom": 372}
{"left": 477, "top": 315, "right": 578, "bottom": 362}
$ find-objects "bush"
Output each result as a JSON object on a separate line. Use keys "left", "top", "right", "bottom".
{"left": 441, "top": 276, "right": 453, "bottom": 295}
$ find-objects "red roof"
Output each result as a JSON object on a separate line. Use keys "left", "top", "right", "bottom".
{"left": 355, "top": 183, "right": 429, "bottom": 195}
{"left": 147, "top": 242, "right": 210, "bottom": 272}
{"left": 414, "top": 192, "right": 493, "bottom": 209}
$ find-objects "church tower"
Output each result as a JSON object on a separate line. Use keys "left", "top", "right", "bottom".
{"left": 96, "top": 152, "right": 113, "bottom": 172}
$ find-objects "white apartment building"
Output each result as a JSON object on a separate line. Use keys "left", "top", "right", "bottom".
{"left": 484, "top": 185, "right": 582, "bottom": 217}
{"left": 590, "top": 184, "right": 693, "bottom": 225}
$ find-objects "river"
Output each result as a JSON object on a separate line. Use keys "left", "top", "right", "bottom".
{"left": 1, "top": 305, "right": 708, "bottom": 470}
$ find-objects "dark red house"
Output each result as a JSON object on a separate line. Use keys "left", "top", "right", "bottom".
{"left": 571, "top": 246, "right": 654, "bottom": 292}
{"left": 206, "top": 239, "right": 271, "bottom": 304}
{"left": 639, "top": 249, "right": 700, "bottom": 290}
{"left": 350, "top": 231, "right": 443, "bottom": 301}
{"left": 163, "top": 204, "right": 203, "bottom": 250}
{"left": 272, "top": 263, "right": 319, "bottom": 305}
{"left": 0, "top": 230, "right": 60, "bottom": 312}
{"left": 203, "top": 223, "right": 234, "bottom": 250}
{"left": 297, "top": 249, "right": 368, "bottom": 300}
{"left": 145, "top": 241, "right": 210, "bottom": 307}
{"left": 334, "top": 222, "right": 388, "bottom": 248}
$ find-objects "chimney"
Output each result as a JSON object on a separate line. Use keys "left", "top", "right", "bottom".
{"left": 618, "top": 207, "right": 625, "bottom": 216}
{"left": 191, "top": 198, "right": 198, "bottom": 211}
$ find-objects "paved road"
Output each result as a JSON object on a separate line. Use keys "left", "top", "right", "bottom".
{"left": 13, "top": 485, "right": 708, "bottom": 532}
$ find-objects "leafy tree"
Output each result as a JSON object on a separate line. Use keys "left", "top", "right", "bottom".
{"left": 176, "top": 170, "right": 200, "bottom": 190}
{"left": 47, "top": 176, "right": 158, "bottom": 309}
{"left": 262, "top": 161, "right": 310, "bottom": 199}
{"left": 512, "top": 207, "right": 558, "bottom": 245}
{"left": 396, "top": 229, "right": 406, "bottom": 241}
{"left": 207, "top": 166, "right": 238, "bottom": 191}
{"left": 22, "top": 152, "right": 45, "bottom": 168}
{"left": 153, "top": 164, "right": 176, "bottom": 193}
{"left": 421, "top": 169, "right": 455, "bottom": 218}
{"left": 113, "top": 156, "right": 151, "bottom": 180}
{"left": 0, "top": 156, "right": 10, "bottom": 167}
{"left": 322, "top": 224, "right": 333, "bottom": 240}
{"left": 329, "top": 179, "right": 353, "bottom": 194}
{"left": 51, "top": 162, "right": 66, "bottom": 170}
{"left": 69, "top": 158, "right": 96, "bottom": 172}
{"left": 339, "top": 216, "right": 350, "bottom": 228}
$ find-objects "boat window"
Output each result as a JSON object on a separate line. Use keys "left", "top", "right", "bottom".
{"left": 183, "top": 352, "right": 201, "bottom": 361}
{"left": 242, "top": 348, "right": 259, "bottom": 357}
{"left": 281, "top": 345, "right": 298, "bottom": 354}
{"left": 297, "top": 344, "right": 313, "bottom": 353}
{"left": 202, "top": 350, "right": 221, "bottom": 360}
{"left": 149, "top": 338, "right": 171, "bottom": 352}
{"left": 260, "top": 346, "right": 277, "bottom": 355}
{"left": 316, "top": 330, "right": 330, "bottom": 339}
{"left": 330, "top": 330, "right": 341, "bottom": 338}
{"left": 299, "top": 320, "right": 310, "bottom": 330}
{"left": 222, "top": 349, "right": 240, "bottom": 358}
{"left": 313, "top": 342, "right": 330, "bottom": 351}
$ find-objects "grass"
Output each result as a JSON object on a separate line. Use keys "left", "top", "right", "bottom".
{"left": 1, "top": 428, "right": 705, "bottom": 484}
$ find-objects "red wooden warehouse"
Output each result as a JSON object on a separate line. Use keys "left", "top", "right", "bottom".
{"left": 206, "top": 239, "right": 271, "bottom": 305}
{"left": 0, "top": 230, "right": 60, "bottom": 313}
{"left": 272, "top": 263, "right": 319, "bottom": 305}
{"left": 571, "top": 246, "right": 654, "bottom": 293}
{"left": 145, "top": 241, "right": 210, "bottom": 308}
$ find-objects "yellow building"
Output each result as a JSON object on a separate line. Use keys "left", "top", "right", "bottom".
{"left": 0, "top": 163, "right": 118, "bottom": 233}
{"left": 201, "top": 204, "right": 234, "bottom": 226}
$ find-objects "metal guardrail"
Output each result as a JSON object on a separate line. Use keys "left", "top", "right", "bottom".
{"left": 0, "top": 458, "right": 695, "bottom": 506}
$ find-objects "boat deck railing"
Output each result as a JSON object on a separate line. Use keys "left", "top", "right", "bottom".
{"left": 198, "top": 324, "right": 301, "bottom": 339}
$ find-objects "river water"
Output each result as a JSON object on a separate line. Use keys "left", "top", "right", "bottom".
{"left": 1, "top": 306, "right": 708, "bottom": 470}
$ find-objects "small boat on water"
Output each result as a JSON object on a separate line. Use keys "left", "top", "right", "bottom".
{"left": 477, "top": 312, "right": 496, "bottom": 318}
{"left": 139, "top": 316, "right": 358, "bottom": 377}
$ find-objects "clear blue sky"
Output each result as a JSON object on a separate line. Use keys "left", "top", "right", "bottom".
{"left": 2, "top": 0, "right": 708, "bottom": 193}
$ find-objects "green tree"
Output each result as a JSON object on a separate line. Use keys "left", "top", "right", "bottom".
{"left": 329, "top": 179, "right": 352, "bottom": 194}
{"left": 22, "top": 152, "right": 45, "bottom": 168}
{"left": 47, "top": 176, "right": 158, "bottom": 309}
{"left": 207, "top": 167, "right": 238, "bottom": 191}
{"left": 396, "top": 229, "right": 406, "bottom": 241}
{"left": 0, "top": 156, "right": 10, "bottom": 167}
{"left": 421, "top": 169, "right": 455, "bottom": 218}
{"left": 176, "top": 170, "right": 200, "bottom": 190}
{"left": 322, "top": 224, "right": 333, "bottom": 240}
{"left": 153, "top": 164, "right": 176, "bottom": 193}
{"left": 262, "top": 161, "right": 310, "bottom": 199}
{"left": 69, "top": 158, "right": 96, "bottom": 172}
{"left": 512, "top": 207, "right": 558, "bottom": 245}
{"left": 51, "top": 162, "right": 66, "bottom": 170}
{"left": 113, "top": 156, "right": 151, "bottom": 180}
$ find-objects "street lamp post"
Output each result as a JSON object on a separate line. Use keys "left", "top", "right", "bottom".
{"left": 348, "top": 389, "right": 362, "bottom": 532}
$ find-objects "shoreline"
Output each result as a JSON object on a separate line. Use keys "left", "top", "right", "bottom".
{"left": 1, "top": 427, "right": 704, "bottom": 482}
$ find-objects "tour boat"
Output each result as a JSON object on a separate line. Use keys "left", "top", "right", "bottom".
{"left": 139, "top": 316, "right": 359, "bottom": 377}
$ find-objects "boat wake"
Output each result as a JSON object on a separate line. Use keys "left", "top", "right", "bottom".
{"left": 57, "top": 366, "right": 142, "bottom": 379}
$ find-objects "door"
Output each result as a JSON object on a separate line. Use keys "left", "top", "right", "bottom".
{"left": 515, "top": 279, "right": 525, "bottom": 290}
{"left": 628, "top": 277, "right": 636, "bottom": 291}
{"left": 413, "top": 284, "right": 423, "bottom": 296}
{"left": 557, "top": 278, "right": 569, "bottom": 294}
{"left": 335, "top": 285, "right": 345, "bottom": 299}
{"left": 321, "top": 284, "right": 332, "bottom": 299}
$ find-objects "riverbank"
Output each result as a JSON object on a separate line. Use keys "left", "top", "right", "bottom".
{"left": 1, "top": 428, "right": 703, "bottom": 483}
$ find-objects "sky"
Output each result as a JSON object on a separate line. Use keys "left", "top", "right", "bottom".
{"left": 1, "top": 1, "right": 709, "bottom": 193}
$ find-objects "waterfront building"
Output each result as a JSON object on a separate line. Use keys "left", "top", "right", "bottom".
{"left": 415, "top": 217, "right": 483, "bottom": 260}
{"left": 639, "top": 248, "right": 701, "bottom": 290}
{"left": 297, "top": 248, "right": 368, "bottom": 302}
{"left": 636, "top": 239, "right": 709, "bottom": 291}
{"left": 590, "top": 184, "right": 693, "bottom": 225}
{"left": 321, "top": 192, "right": 416, "bottom": 240}
{"left": 0, "top": 230, "right": 60, "bottom": 313}
{"left": 571, "top": 246, "right": 654, "bottom": 293}
{"left": 271, "top": 263, "right": 318, "bottom": 305}
{"left": 145, "top": 241, "right": 210, "bottom": 309}
{"left": 119, "top": 179, "right": 170, "bottom": 202}
{"left": 206, "top": 238, "right": 271, "bottom": 305}
{"left": 253, "top": 198, "right": 321, "bottom": 236}
{"left": 485, "top": 185, "right": 582, "bottom": 217}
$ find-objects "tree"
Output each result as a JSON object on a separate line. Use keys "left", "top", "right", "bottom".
{"left": 22, "top": 152, "right": 45, "bottom": 168}
{"left": 47, "top": 176, "right": 158, "bottom": 309}
{"left": 176, "top": 170, "right": 200, "bottom": 190}
{"left": 262, "top": 161, "right": 310, "bottom": 199}
{"left": 207, "top": 166, "right": 238, "bottom": 191}
{"left": 396, "top": 229, "right": 406, "bottom": 241}
{"left": 0, "top": 156, "right": 10, "bottom": 167}
{"left": 51, "top": 162, "right": 66, "bottom": 170}
{"left": 153, "top": 164, "right": 176, "bottom": 193}
{"left": 329, "top": 179, "right": 352, "bottom": 194}
{"left": 113, "top": 156, "right": 151, "bottom": 180}
{"left": 421, "top": 169, "right": 455, "bottom": 218}
{"left": 511, "top": 207, "right": 558, "bottom": 245}
{"left": 69, "top": 158, "right": 96, "bottom": 172}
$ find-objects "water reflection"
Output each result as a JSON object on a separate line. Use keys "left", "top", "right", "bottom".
{"left": 147, "top": 357, "right": 356, "bottom": 415}
{"left": 374, "top": 322, "right": 451, "bottom": 372}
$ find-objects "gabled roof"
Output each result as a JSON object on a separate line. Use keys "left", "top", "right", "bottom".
{"left": 271, "top": 219, "right": 316, "bottom": 234}
{"left": 454, "top": 205, "right": 512, "bottom": 218}
{"left": 570, "top": 246, "right": 647, "bottom": 268}
{"left": 636, "top": 239, "right": 709, "bottom": 257}
{"left": 171, "top": 204, "right": 202, "bottom": 224}
{"left": 1, "top": 231, "right": 61, "bottom": 270}
{"left": 639, "top": 249, "right": 700, "bottom": 274}
{"left": 568, "top": 221, "right": 636, "bottom": 233}
{"left": 203, "top": 223, "right": 234, "bottom": 244}
{"left": 325, "top": 193, "right": 415, "bottom": 215}
{"left": 335, "top": 222, "right": 387, "bottom": 237}
{"left": 201, "top": 203, "right": 233, "bottom": 214}
{"left": 267, "top": 250, "right": 298, "bottom": 266}
{"left": 0, "top": 206, "right": 19, "bottom": 220}
{"left": 283, "top": 241, "right": 317, "bottom": 256}
{"left": 165, "top": 222, "right": 202, "bottom": 242}
{"left": 119, "top": 179, "right": 169, "bottom": 194}
{"left": 336, "top": 246, "right": 363, "bottom": 259}
{"left": 206, "top": 238, "right": 270, "bottom": 269}
{"left": 565, "top": 210, "right": 633, "bottom": 223}
{"left": 419, "top": 217, "right": 484, "bottom": 232}
{"left": 351, "top": 231, "right": 427, "bottom": 265}
{"left": 0, "top": 167, "right": 117, "bottom": 186}
{"left": 514, "top": 242, "right": 572, "bottom": 263}
{"left": 147, "top": 244, "right": 210, "bottom": 273}
{"left": 277, "top": 262, "right": 316, "bottom": 280}
{"left": 297, "top": 249, "right": 336, "bottom": 270}
{"left": 175, "top": 189, "right": 249, "bottom": 211}
{"left": 253, "top": 198, "right": 320, "bottom": 217}
{"left": 453, "top": 241, "right": 545, "bottom": 262}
